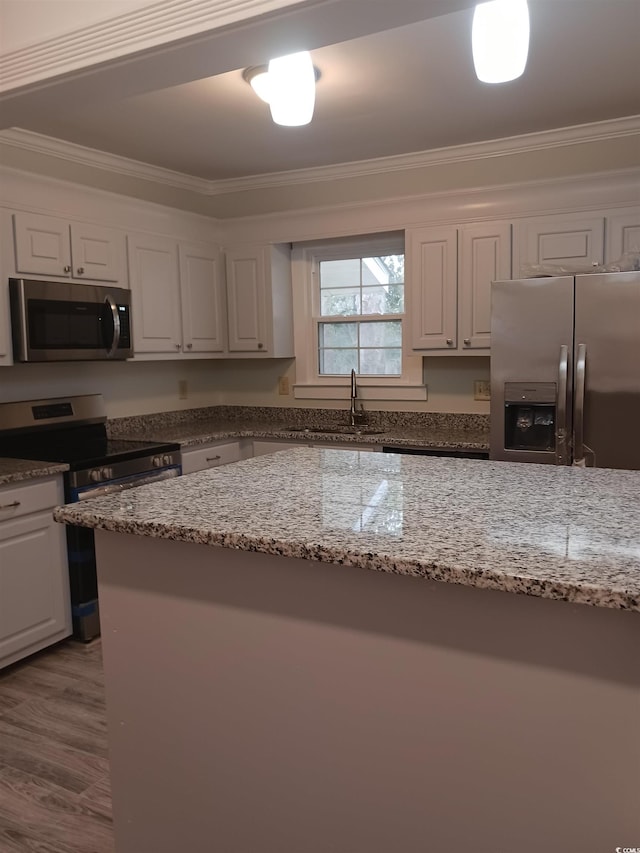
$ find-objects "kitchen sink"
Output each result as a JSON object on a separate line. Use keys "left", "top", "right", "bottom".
{"left": 279, "top": 425, "right": 386, "bottom": 436}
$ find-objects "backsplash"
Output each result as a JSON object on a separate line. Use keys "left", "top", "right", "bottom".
{"left": 107, "top": 404, "right": 489, "bottom": 437}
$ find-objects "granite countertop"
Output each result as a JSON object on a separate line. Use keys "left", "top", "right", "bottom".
{"left": 108, "top": 410, "right": 490, "bottom": 452}
{"left": 54, "top": 447, "right": 640, "bottom": 612}
{"left": 0, "top": 458, "right": 69, "bottom": 486}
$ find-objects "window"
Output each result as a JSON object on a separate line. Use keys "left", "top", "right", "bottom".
{"left": 292, "top": 234, "right": 426, "bottom": 400}
{"left": 318, "top": 254, "right": 404, "bottom": 376}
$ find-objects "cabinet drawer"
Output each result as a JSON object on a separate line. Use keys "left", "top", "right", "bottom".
{"left": 0, "top": 478, "right": 61, "bottom": 521}
{"left": 181, "top": 442, "right": 245, "bottom": 475}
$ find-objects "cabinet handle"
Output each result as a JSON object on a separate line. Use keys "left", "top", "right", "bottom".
{"left": 446, "top": 339, "right": 453, "bottom": 346}
{"left": 186, "top": 343, "right": 193, "bottom": 349}
{"left": 175, "top": 343, "right": 181, "bottom": 350}
{"left": 463, "top": 338, "right": 471, "bottom": 346}
{"left": 206, "top": 455, "right": 222, "bottom": 462}
{"left": 77, "top": 267, "right": 85, "bottom": 275}
{"left": 257, "top": 342, "right": 264, "bottom": 349}
{"left": 0, "top": 501, "right": 20, "bottom": 509}
{"left": 63, "top": 265, "right": 72, "bottom": 273}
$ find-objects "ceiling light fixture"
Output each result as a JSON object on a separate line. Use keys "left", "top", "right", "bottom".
{"left": 243, "top": 51, "right": 320, "bottom": 127}
{"left": 472, "top": 0, "right": 530, "bottom": 84}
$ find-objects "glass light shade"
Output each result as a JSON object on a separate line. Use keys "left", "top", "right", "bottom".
{"left": 267, "top": 51, "right": 316, "bottom": 126}
{"left": 472, "top": 0, "right": 530, "bottom": 84}
{"left": 248, "top": 70, "right": 271, "bottom": 104}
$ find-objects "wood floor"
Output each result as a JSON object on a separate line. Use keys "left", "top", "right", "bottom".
{"left": 0, "top": 639, "right": 114, "bottom": 853}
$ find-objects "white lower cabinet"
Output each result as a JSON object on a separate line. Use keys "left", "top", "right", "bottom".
{"left": 0, "top": 477, "right": 71, "bottom": 669}
{"left": 181, "top": 440, "right": 251, "bottom": 475}
{"left": 252, "top": 439, "right": 380, "bottom": 456}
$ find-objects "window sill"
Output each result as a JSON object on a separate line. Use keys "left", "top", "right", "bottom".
{"left": 293, "top": 383, "right": 428, "bottom": 402}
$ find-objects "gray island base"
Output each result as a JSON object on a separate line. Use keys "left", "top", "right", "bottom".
{"left": 55, "top": 449, "right": 640, "bottom": 853}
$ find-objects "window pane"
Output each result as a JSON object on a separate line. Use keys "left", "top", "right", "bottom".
{"left": 360, "top": 321, "right": 401, "bottom": 347}
{"left": 319, "top": 348, "right": 358, "bottom": 375}
{"left": 383, "top": 283, "right": 404, "bottom": 313}
{"left": 321, "top": 288, "right": 361, "bottom": 317}
{"left": 360, "top": 347, "right": 402, "bottom": 375}
{"left": 319, "top": 258, "right": 360, "bottom": 288}
{"left": 319, "top": 322, "right": 357, "bottom": 347}
{"left": 376, "top": 255, "right": 404, "bottom": 283}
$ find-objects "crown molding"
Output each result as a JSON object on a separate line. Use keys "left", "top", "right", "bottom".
{"left": 205, "top": 114, "right": 640, "bottom": 195}
{"left": 0, "top": 0, "right": 301, "bottom": 94}
{"left": 1, "top": 115, "right": 639, "bottom": 202}
{"left": 0, "top": 128, "right": 207, "bottom": 193}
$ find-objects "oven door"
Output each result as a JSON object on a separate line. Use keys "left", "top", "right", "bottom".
{"left": 66, "top": 464, "right": 180, "bottom": 641}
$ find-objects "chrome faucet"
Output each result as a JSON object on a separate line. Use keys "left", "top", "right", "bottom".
{"left": 349, "top": 368, "right": 365, "bottom": 427}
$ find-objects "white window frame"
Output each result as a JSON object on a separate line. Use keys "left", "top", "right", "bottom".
{"left": 291, "top": 235, "right": 427, "bottom": 401}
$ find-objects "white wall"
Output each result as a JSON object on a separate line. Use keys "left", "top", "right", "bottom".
{"left": 0, "top": 360, "right": 220, "bottom": 418}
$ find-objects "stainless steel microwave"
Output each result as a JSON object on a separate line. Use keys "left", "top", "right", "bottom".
{"left": 9, "top": 278, "right": 133, "bottom": 362}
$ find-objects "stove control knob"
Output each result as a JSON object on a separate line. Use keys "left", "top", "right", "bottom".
{"left": 162, "top": 454, "right": 173, "bottom": 466}
{"left": 89, "top": 469, "right": 102, "bottom": 482}
{"left": 152, "top": 455, "right": 163, "bottom": 468}
{"left": 102, "top": 467, "right": 113, "bottom": 480}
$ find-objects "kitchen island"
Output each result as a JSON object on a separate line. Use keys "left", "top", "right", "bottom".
{"left": 54, "top": 448, "right": 640, "bottom": 853}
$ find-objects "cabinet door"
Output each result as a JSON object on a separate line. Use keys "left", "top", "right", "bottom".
{"left": 13, "top": 212, "right": 72, "bottom": 277}
{"left": 179, "top": 242, "right": 225, "bottom": 353}
{"left": 0, "top": 511, "right": 71, "bottom": 667}
{"left": 459, "top": 222, "right": 511, "bottom": 350}
{"left": 406, "top": 226, "right": 457, "bottom": 351}
{"left": 606, "top": 210, "right": 640, "bottom": 261}
{"left": 252, "top": 440, "right": 307, "bottom": 456}
{"left": 225, "top": 246, "right": 268, "bottom": 353}
{"left": 181, "top": 441, "right": 246, "bottom": 474}
{"left": 514, "top": 215, "right": 604, "bottom": 276}
{"left": 70, "top": 222, "right": 124, "bottom": 283}
{"left": 128, "top": 234, "right": 182, "bottom": 354}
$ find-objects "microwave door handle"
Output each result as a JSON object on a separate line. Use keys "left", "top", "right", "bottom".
{"left": 104, "top": 294, "right": 121, "bottom": 357}
{"left": 556, "top": 345, "right": 569, "bottom": 465}
{"left": 573, "top": 343, "right": 586, "bottom": 466}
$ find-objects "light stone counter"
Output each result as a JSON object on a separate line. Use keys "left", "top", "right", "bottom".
{"left": 54, "top": 447, "right": 640, "bottom": 611}
{"left": 0, "top": 457, "right": 69, "bottom": 485}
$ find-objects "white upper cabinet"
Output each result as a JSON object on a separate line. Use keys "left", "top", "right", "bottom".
{"left": 513, "top": 214, "right": 605, "bottom": 277}
{"left": 179, "top": 242, "right": 225, "bottom": 354}
{"left": 458, "top": 222, "right": 512, "bottom": 351}
{"left": 13, "top": 212, "right": 125, "bottom": 283}
{"left": 406, "top": 226, "right": 458, "bottom": 351}
{"left": 406, "top": 222, "right": 511, "bottom": 353}
{"left": 128, "top": 233, "right": 182, "bottom": 354}
{"left": 127, "top": 234, "right": 225, "bottom": 357}
{"left": 225, "top": 244, "right": 294, "bottom": 357}
{"left": 606, "top": 208, "right": 640, "bottom": 261}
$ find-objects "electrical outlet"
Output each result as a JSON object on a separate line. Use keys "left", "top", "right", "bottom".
{"left": 278, "top": 376, "right": 290, "bottom": 396}
{"left": 178, "top": 379, "right": 188, "bottom": 400}
{"left": 474, "top": 380, "right": 490, "bottom": 401}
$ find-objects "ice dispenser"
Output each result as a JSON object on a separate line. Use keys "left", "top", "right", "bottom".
{"left": 503, "top": 383, "right": 557, "bottom": 452}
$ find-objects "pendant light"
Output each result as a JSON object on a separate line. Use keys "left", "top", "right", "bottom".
{"left": 472, "top": 0, "right": 530, "bottom": 84}
{"left": 267, "top": 51, "right": 316, "bottom": 126}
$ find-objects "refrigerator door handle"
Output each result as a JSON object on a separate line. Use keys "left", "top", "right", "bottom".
{"left": 573, "top": 343, "right": 587, "bottom": 466}
{"left": 556, "top": 345, "right": 569, "bottom": 465}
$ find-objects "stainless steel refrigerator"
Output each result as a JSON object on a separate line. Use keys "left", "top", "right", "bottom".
{"left": 490, "top": 271, "right": 640, "bottom": 470}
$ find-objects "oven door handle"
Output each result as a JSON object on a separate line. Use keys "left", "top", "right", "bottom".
{"left": 76, "top": 467, "right": 180, "bottom": 501}
{"left": 105, "top": 293, "right": 121, "bottom": 358}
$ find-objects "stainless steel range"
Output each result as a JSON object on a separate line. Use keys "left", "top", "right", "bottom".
{"left": 0, "top": 395, "right": 181, "bottom": 640}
